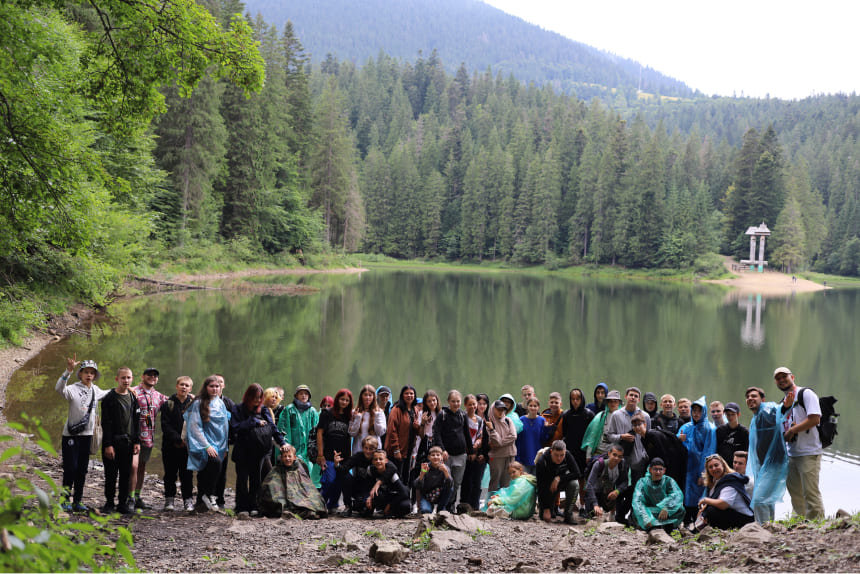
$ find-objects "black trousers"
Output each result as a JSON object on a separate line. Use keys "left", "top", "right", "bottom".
{"left": 61, "top": 435, "right": 92, "bottom": 503}
{"left": 214, "top": 446, "right": 229, "bottom": 506}
{"left": 103, "top": 439, "right": 134, "bottom": 505}
{"left": 704, "top": 506, "right": 755, "bottom": 530}
{"left": 461, "top": 458, "right": 486, "bottom": 510}
{"left": 162, "top": 444, "right": 193, "bottom": 500}
{"left": 197, "top": 453, "right": 223, "bottom": 498}
{"left": 234, "top": 454, "right": 270, "bottom": 512}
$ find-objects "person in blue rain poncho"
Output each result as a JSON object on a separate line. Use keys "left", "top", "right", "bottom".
{"left": 744, "top": 386, "right": 788, "bottom": 523}
{"left": 677, "top": 396, "right": 716, "bottom": 523}
{"left": 184, "top": 375, "right": 231, "bottom": 511}
{"left": 486, "top": 461, "right": 537, "bottom": 520}
{"left": 631, "top": 458, "right": 685, "bottom": 531}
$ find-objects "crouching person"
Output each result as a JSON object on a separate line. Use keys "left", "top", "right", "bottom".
{"left": 486, "top": 462, "right": 537, "bottom": 519}
{"left": 259, "top": 445, "right": 327, "bottom": 519}
{"left": 631, "top": 458, "right": 685, "bottom": 532}
{"left": 367, "top": 450, "right": 411, "bottom": 517}
{"left": 536, "top": 440, "right": 582, "bottom": 524}
{"left": 414, "top": 446, "right": 453, "bottom": 514}
{"left": 695, "top": 454, "right": 754, "bottom": 530}
{"left": 584, "top": 443, "right": 630, "bottom": 521}
{"left": 338, "top": 436, "right": 379, "bottom": 517}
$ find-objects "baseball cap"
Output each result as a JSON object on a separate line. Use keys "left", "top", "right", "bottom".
{"left": 143, "top": 367, "right": 160, "bottom": 376}
{"left": 773, "top": 367, "right": 792, "bottom": 378}
{"left": 724, "top": 402, "right": 741, "bottom": 414}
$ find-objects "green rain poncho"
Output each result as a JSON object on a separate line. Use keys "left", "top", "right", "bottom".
{"left": 278, "top": 400, "right": 321, "bottom": 487}
{"left": 487, "top": 474, "right": 537, "bottom": 520}
{"left": 259, "top": 458, "right": 326, "bottom": 518}
{"left": 631, "top": 473, "right": 685, "bottom": 530}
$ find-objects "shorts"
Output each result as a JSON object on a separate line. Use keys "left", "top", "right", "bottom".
{"left": 137, "top": 445, "right": 153, "bottom": 465}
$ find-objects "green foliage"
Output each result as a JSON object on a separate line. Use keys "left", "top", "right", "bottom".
{"left": 407, "top": 526, "right": 433, "bottom": 551}
{"left": 363, "top": 529, "right": 385, "bottom": 539}
{"left": 339, "top": 556, "right": 360, "bottom": 565}
{"left": 0, "top": 415, "right": 136, "bottom": 572}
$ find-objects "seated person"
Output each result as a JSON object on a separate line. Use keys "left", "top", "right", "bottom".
{"left": 367, "top": 449, "right": 411, "bottom": 517}
{"left": 337, "top": 435, "right": 378, "bottom": 517}
{"left": 413, "top": 446, "right": 453, "bottom": 514}
{"left": 630, "top": 458, "right": 685, "bottom": 532}
{"left": 259, "top": 445, "right": 327, "bottom": 519}
{"left": 535, "top": 440, "right": 582, "bottom": 524}
{"left": 695, "top": 454, "right": 754, "bottom": 531}
{"left": 584, "top": 443, "right": 629, "bottom": 520}
{"left": 486, "top": 461, "right": 537, "bottom": 520}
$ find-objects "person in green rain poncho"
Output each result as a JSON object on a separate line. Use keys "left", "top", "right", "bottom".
{"left": 486, "top": 461, "right": 537, "bottom": 520}
{"left": 631, "top": 458, "right": 685, "bottom": 532}
{"left": 277, "top": 385, "right": 321, "bottom": 488}
{"left": 581, "top": 389, "right": 622, "bottom": 458}
{"left": 259, "top": 445, "right": 327, "bottom": 519}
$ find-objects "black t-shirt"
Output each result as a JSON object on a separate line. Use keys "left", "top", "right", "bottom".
{"left": 716, "top": 423, "right": 750, "bottom": 463}
{"left": 317, "top": 408, "right": 351, "bottom": 460}
{"left": 369, "top": 461, "right": 403, "bottom": 495}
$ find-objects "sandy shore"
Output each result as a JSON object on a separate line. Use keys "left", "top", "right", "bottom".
{"left": 704, "top": 256, "right": 826, "bottom": 296}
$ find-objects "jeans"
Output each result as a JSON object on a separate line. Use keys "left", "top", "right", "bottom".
{"left": 419, "top": 485, "right": 452, "bottom": 514}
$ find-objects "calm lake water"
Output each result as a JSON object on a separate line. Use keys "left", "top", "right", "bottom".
{"left": 7, "top": 269, "right": 858, "bottom": 515}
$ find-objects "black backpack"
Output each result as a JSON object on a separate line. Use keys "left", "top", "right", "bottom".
{"left": 796, "top": 387, "right": 838, "bottom": 449}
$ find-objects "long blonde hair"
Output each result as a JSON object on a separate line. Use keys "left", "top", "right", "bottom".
{"left": 702, "top": 454, "right": 732, "bottom": 489}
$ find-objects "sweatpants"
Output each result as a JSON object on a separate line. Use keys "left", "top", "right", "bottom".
{"left": 162, "top": 445, "right": 193, "bottom": 500}
{"left": 488, "top": 455, "right": 514, "bottom": 495}
{"left": 61, "top": 435, "right": 92, "bottom": 503}
{"left": 103, "top": 439, "right": 134, "bottom": 506}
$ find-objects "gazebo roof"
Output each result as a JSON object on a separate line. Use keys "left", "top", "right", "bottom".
{"left": 745, "top": 222, "right": 771, "bottom": 236}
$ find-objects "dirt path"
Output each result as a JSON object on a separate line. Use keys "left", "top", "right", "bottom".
{"left": 704, "top": 256, "right": 826, "bottom": 296}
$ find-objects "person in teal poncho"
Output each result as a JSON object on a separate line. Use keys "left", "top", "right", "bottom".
{"left": 631, "top": 458, "right": 685, "bottom": 531}
{"left": 486, "top": 461, "right": 537, "bottom": 520}
{"left": 278, "top": 384, "right": 321, "bottom": 488}
{"left": 677, "top": 396, "right": 716, "bottom": 523}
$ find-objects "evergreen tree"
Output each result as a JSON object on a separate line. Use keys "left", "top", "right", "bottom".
{"left": 771, "top": 195, "right": 806, "bottom": 273}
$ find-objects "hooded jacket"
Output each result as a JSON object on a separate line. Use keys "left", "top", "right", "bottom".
{"left": 586, "top": 382, "right": 609, "bottom": 415}
{"left": 433, "top": 407, "right": 473, "bottom": 457}
{"left": 487, "top": 409, "right": 517, "bottom": 459}
{"left": 551, "top": 388, "right": 595, "bottom": 470}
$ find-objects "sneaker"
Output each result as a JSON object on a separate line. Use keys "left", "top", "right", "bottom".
{"left": 202, "top": 495, "right": 217, "bottom": 512}
{"left": 563, "top": 514, "right": 580, "bottom": 525}
{"left": 100, "top": 502, "right": 116, "bottom": 514}
{"left": 72, "top": 502, "right": 89, "bottom": 513}
{"left": 163, "top": 498, "right": 175, "bottom": 511}
{"left": 118, "top": 505, "right": 134, "bottom": 515}
{"left": 249, "top": 510, "right": 259, "bottom": 517}
{"left": 183, "top": 498, "right": 195, "bottom": 512}
{"left": 134, "top": 497, "right": 150, "bottom": 510}
{"left": 237, "top": 511, "right": 250, "bottom": 520}
{"left": 61, "top": 502, "right": 74, "bottom": 512}
{"left": 338, "top": 508, "right": 353, "bottom": 518}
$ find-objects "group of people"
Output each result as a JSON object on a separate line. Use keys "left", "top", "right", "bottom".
{"left": 56, "top": 356, "right": 826, "bottom": 532}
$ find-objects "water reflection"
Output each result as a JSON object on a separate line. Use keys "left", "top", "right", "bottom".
{"left": 739, "top": 294, "right": 765, "bottom": 348}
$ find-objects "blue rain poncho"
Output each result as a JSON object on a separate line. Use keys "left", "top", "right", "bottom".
{"left": 184, "top": 397, "right": 230, "bottom": 471}
{"left": 748, "top": 401, "right": 788, "bottom": 508}
{"left": 677, "top": 396, "right": 716, "bottom": 507}
{"left": 631, "top": 471, "right": 685, "bottom": 530}
{"left": 486, "top": 474, "right": 537, "bottom": 519}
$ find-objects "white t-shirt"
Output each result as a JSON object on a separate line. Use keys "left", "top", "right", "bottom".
{"left": 717, "top": 485, "right": 754, "bottom": 517}
{"left": 783, "top": 387, "right": 823, "bottom": 457}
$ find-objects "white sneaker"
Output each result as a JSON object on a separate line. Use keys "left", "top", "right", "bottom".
{"left": 202, "top": 495, "right": 217, "bottom": 511}
{"left": 163, "top": 498, "right": 175, "bottom": 511}
{"left": 183, "top": 498, "right": 195, "bottom": 511}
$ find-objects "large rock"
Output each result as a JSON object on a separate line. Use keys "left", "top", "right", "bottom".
{"left": 646, "top": 528, "right": 676, "bottom": 546}
{"left": 598, "top": 521, "right": 626, "bottom": 532}
{"left": 341, "top": 530, "right": 365, "bottom": 551}
{"left": 434, "top": 510, "right": 488, "bottom": 534}
{"left": 428, "top": 530, "right": 473, "bottom": 552}
{"left": 369, "top": 541, "right": 409, "bottom": 565}
{"left": 730, "top": 522, "right": 774, "bottom": 546}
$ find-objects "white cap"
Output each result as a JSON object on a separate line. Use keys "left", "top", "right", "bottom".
{"left": 773, "top": 366, "right": 792, "bottom": 378}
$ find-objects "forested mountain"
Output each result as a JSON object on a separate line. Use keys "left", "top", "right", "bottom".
{"left": 240, "top": 0, "right": 697, "bottom": 100}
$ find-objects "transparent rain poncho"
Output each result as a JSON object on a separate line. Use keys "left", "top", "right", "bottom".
{"left": 748, "top": 401, "right": 789, "bottom": 507}
{"left": 677, "top": 396, "right": 717, "bottom": 507}
{"left": 184, "top": 397, "right": 230, "bottom": 471}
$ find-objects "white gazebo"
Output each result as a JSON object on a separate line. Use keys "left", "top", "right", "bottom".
{"left": 741, "top": 222, "right": 770, "bottom": 272}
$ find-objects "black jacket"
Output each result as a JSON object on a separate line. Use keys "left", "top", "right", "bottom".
{"left": 101, "top": 389, "right": 140, "bottom": 449}
{"left": 535, "top": 449, "right": 581, "bottom": 508}
{"left": 160, "top": 393, "right": 193, "bottom": 449}
{"left": 432, "top": 407, "right": 473, "bottom": 457}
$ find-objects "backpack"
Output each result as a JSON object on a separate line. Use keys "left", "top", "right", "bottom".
{"left": 796, "top": 387, "right": 838, "bottom": 449}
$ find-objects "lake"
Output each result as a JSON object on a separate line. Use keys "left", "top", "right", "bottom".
{"left": 7, "top": 269, "right": 858, "bottom": 516}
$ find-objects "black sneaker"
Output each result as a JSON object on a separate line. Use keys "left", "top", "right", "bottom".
{"left": 134, "top": 497, "right": 150, "bottom": 510}
{"left": 117, "top": 505, "right": 134, "bottom": 515}
{"left": 100, "top": 502, "right": 116, "bottom": 514}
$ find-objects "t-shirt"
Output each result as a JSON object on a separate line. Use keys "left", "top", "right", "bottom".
{"left": 716, "top": 424, "right": 750, "bottom": 463}
{"left": 716, "top": 485, "right": 754, "bottom": 516}
{"left": 782, "top": 387, "right": 823, "bottom": 457}
{"left": 317, "top": 409, "right": 351, "bottom": 460}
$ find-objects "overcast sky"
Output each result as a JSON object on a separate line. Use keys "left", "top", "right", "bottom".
{"left": 482, "top": 0, "right": 854, "bottom": 100}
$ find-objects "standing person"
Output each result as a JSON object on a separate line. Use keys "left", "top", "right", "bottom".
{"left": 461, "top": 394, "right": 488, "bottom": 511}
{"left": 316, "top": 388, "right": 353, "bottom": 512}
{"left": 498, "top": 393, "right": 524, "bottom": 432}
{"left": 319, "top": 396, "right": 333, "bottom": 410}
{"left": 100, "top": 367, "right": 141, "bottom": 515}
{"left": 263, "top": 387, "right": 284, "bottom": 465}
{"left": 630, "top": 458, "right": 685, "bottom": 532}
{"left": 677, "top": 398, "right": 692, "bottom": 425}
{"left": 535, "top": 440, "right": 582, "bottom": 524}
{"left": 349, "top": 385, "right": 387, "bottom": 454}
{"left": 716, "top": 402, "right": 749, "bottom": 464}
{"left": 184, "top": 375, "right": 230, "bottom": 512}
{"left": 709, "top": 401, "right": 728, "bottom": 426}
{"left": 551, "top": 388, "right": 594, "bottom": 509}
{"left": 695, "top": 454, "right": 754, "bottom": 530}
{"left": 56, "top": 355, "right": 109, "bottom": 512}
{"left": 212, "top": 374, "right": 235, "bottom": 511}
{"left": 515, "top": 385, "right": 535, "bottom": 417}
{"left": 582, "top": 389, "right": 622, "bottom": 459}
{"left": 375, "top": 386, "right": 392, "bottom": 446}
{"left": 278, "top": 384, "right": 320, "bottom": 488}
{"left": 745, "top": 386, "right": 788, "bottom": 523}
{"left": 384, "top": 385, "right": 420, "bottom": 485}
{"left": 129, "top": 367, "right": 167, "bottom": 511}
{"left": 160, "top": 376, "right": 195, "bottom": 512}
{"left": 606, "top": 387, "right": 651, "bottom": 484}
{"left": 585, "top": 382, "right": 608, "bottom": 415}
{"left": 540, "top": 392, "right": 564, "bottom": 445}
{"left": 639, "top": 423, "right": 687, "bottom": 497}
{"left": 231, "top": 383, "right": 288, "bottom": 517}
{"left": 642, "top": 393, "right": 659, "bottom": 420}
{"left": 677, "top": 396, "right": 717, "bottom": 524}
{"left": 775, "top": 367, "right": 825, "bottom": 520}
{"left": 486, "top": 400, "right": 518, "bottom": 498}
{"left": 433, "top": 390, "right": 472, "bottom": 511}
{"left": 517, "top": 397, "right": 551, "bottom": 474}
{"left": 652, "top": 394, "right": 681, "bottom": 435}
{"left": 412, "top": 390, "right": 441, "bottom": 472}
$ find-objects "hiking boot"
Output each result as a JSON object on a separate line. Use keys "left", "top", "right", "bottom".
{"left": 183, "top": 498, "right": 195, "bottom": 512}
{"left": 163, "top": 498, "right": 175, "bottom": 511}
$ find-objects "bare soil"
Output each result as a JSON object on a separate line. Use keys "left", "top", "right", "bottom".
{"left": 704, "top": 256, "right": 827, "bottom": 297}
